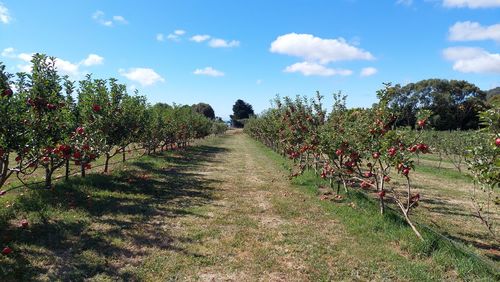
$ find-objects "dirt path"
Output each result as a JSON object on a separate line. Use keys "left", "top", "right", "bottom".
{"left": 7, "top": 130, "right": 493, "bottom": 280}
{"left": 134, "top": 130, "right": 423, "bottom": 281}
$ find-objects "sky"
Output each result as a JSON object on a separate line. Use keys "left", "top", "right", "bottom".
{"left": 0, "top": 0, "right": 499, "bottom": 119}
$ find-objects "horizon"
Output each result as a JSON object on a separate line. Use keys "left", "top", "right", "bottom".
{"left": 1, "top": 0, "right": 499, "bottom": 119}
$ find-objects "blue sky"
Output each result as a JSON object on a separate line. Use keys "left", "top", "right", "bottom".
{"left": 1, "top": 0, "right": 499, "bottom": 119}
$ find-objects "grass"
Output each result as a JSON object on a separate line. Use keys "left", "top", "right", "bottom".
{"left": 0, "top": 141, "right": 224, "bottom": 280}
{"left": 252, "top": 137, "right": 499, "bottom": 280}
{"left": 0, "top": 131, "right": 498, "bottom": 281}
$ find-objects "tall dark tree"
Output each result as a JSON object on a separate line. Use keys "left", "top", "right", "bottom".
{"left": 386, "top": 79, "right": 487, "bottom": 130}
{"left": 192, "top": 103, "right": 215, "bottom": 119}
{"left": 230, "top": 99, "right": 254, "bottom": 128}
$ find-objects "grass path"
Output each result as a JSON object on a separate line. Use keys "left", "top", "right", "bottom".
{"left": 0, "top": 130, "right": 497, "bottom": 281}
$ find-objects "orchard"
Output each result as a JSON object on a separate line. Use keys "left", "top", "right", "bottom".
{"left": 0, "top": 54, "right": 227, "bottom": 192}
{"left": 246, "top": 84, "right": 499, "bottom": 240}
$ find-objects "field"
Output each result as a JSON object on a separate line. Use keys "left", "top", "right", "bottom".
{"left": 0, "top": 130, "right": 497, "bottom": 281}
{"left": 2, "top": 2, "right": 500, "bottom": 281}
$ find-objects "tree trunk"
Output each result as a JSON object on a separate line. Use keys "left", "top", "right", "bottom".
{"left": 122, "top": 147, "right": 126, "bottom": 162}
{"left": 104, "top": 153, "right": 111, "bottom": 173}
{"left": 45, "top": 166, "right": 53, "bottom": 189}
{"left": 65, "top": 159, "right": 70, "bottom": 181}
{"left": 379, "top": 197, "right": 385, "bottom": 214}
{"left": 404, "top": 212, "right": 423, "bottom": 240}
{"left": 0, "top": 158, "right": 8, "bottom": 187}
{"left": 81, "top": 163, "right": 86, "bottom": 178}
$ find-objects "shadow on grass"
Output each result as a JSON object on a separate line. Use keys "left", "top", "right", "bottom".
{"left": 0, "top": 144, "right": 228, "bottom": 280}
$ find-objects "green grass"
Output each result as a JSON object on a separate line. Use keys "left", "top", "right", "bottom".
{"left": 0, "top": 143, "right": 225, "bottom": 280}
{"left": 252, "top": 138, "right": 499, "bottom": 281}
{"left": 414, "top": 162, "right": 472, "bottom": 183}
{"left": 0, "top": 132, "right": 497, "bottom": 281}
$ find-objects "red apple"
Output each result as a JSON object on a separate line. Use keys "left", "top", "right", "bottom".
{"left": 360, "top": 181, "right": 370, "bottom": 189}
{"left": 388, "top": 147, "right": 397, "bottom": 157}
{"left": 364, "top": 172, "right": 373, "bottom": 178}
{"left": 2, "top": 246, "right": 12, "bottom": 255}
{"left": 335, "top": 149, "right": 343, "bottom": 156}
{"left": 2, "top": 88, "right": 13, "bottom": 97}
{"left": 92, "top": 104, "right": 102, "bottom": 112}
{"left": 412, "top": 193, "right": 420, "bottom": 201}
{"left": 496, "top": 138, "right": 500, "bottom": 147}
{"left": 76, "top": 127, "right": 85, "bottom": 135}
{"left": 417, "top": 119, "right": 426, "bottom": 128}
{"left": 383, "top": 176, "right": 391, "bottom": 183}
{"left": 0, "top": 190, "right": 6, "bottom": 196}
{"left": 402, "top": 167, "right": 410, "bottom": 176}
{"left": 377, "top": 190, "right": 386, "bottom": 198}
{"left": 73, "top": 151, "right": 82, "bottom": 159}
{"left": 20, "top": 219, "right": 28, "bottom": 228}
{"left": 372, "top": 152, "right": 380, "bottom": 159}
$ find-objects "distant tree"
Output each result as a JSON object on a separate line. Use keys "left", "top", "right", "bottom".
{"left": 487, "top": 87, "right": 500, "bottom": 106}
{"left": 386, "top": 79, "right": 487, "bottom": 130}
{"left": 230, "top": 99, "right": 254, "bottom": 128}
{"left": 192, "top": 103, "right": 215, "bottom": 119}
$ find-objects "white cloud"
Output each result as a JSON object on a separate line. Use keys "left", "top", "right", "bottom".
{"left": 54, "top": 58, "right": 80, "bottom": 76}
{"left": 360, "top": 67, "right": 378, "bottom": 77}
{"left": 396, "top": 0, "right": 413, "bottom": 5}
{"left": 112, "top": 15, "right": 128, "bottom": 24}
{"left": 449, "top": 21, "right": 500, "bottom": 42}
{"left": 270, "top": 33, "right": 374, "bottom": 64}
{"left": 443, "top": 0, "right": 500, "bottom": 8}
{"left": 119, "top": 68, "right": 165, "bottom": 86}
{"left": 190, "top": 34, "right": 211, "bottom": 42}
{"left": 208, "top": 38, "right": 240, "bottom": 48}
{"left": 0, "top": 3, "right": 11, "bottom": 24}
{"left": 2, "top": 48, "right": 103, "bottom": 76}
{"left": 1, "top": 48, "right": 33, "bottom": 62}
{"left": 1, "top": 47, "right": 15, "bottom": 58}
{"left": 443, "top": 47, "right": 500, "bottom": 73}
{"left": 81, "top": 54, "right": 104, "bottom": 66}
{"left": 17, "top": 64, "right": 31, "bottom": 73}
{"left": 162, "top": 29, "right": 187, "bottom": 42}
{"left": 284, "top": 62, "right": 352, "bottom": 76}
{"left": 18, "top": 53, "right": 33, "bottom": 62}
{"left": 193, "top": 67, "right": 225, "bottom": 77}
{"left": 92, "top": 10, "right": 127, "bottom": 27}
{"left": 156, "top": 33, "right": 165, "bottom": 42}
{"left": 167, "top": 34, "right": 180, "bottom": 41}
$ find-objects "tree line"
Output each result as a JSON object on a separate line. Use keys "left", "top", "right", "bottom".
{"left": 0, "top": 54, "right": 227, "bottom": 190}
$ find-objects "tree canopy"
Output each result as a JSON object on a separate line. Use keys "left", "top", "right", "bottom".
{"left": 386, "top": 79, "right": 487, "bottom": 130}
{"left": 192, "top": 103, "right": 215, "bottom": 120}
{"left": 230, "top": 99, "right": 254, "bottom": 128}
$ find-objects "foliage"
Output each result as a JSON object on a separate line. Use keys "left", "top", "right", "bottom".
{"left": 247, "top": 85, "right": 435, "bottom": 239}
{"left": 466, "top": 107, "right": 500, "bottom": 237}
{"left": 386, "top": 79, "right": 487, "bottom": 130}
{"left": 230, "top": 99, "right": 254, "bottom": 128}
{"left": 0, "top": 54, "right": 225, "bottom": 191}
{"left": 192, "top": 102, "right": 215, "bottom": 120}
